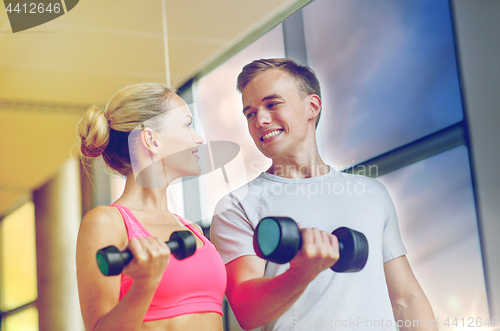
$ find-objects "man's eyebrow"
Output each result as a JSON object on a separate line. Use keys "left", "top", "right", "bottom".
{"left": 242, "top": 94, "right": 283, "bottom": 114}
{"left": 262, "top": 94, "right": 282, "bottom": 102}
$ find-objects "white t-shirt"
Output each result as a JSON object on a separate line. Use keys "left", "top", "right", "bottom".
{"left": 211, "top": 167, "right": 407, "bottom": 330}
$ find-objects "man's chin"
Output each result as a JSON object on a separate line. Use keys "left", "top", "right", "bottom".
{"left": 259, "top": 148, "right": 279, "bottom": 159}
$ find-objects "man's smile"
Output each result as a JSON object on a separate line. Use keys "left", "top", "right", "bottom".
{"left": 260, "top": 129, "right": 283, "bottom": 141}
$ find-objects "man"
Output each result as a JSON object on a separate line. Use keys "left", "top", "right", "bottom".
{"left": 211, "top": 58, "right": 436, "bottom": 331}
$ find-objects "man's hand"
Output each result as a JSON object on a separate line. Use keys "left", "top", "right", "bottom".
{"left": 289, "top": 227, "right": 339, "bottom": 284}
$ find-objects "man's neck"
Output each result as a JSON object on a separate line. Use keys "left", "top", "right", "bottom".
{"left": 268, "top": 154, "right": 328, "bottom": 179}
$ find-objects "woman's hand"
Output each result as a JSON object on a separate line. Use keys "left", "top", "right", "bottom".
{"left": 122, "top": 237, "right": 171, "bottom": 288}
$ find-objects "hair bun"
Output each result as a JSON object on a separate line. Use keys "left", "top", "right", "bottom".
{"left": 77, "top": 105, "right": 110, "bottom": 158}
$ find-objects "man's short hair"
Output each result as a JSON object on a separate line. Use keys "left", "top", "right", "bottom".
{"left": 237, "top": 58, "right": 322, "bottom": 127}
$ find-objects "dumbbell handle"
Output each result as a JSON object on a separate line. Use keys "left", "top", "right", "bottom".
{"left": 294, "top": 236, "right": 344, "bottom": 262}
{"left": 96, "top": 230, "right": 195, "bottom": 276}
{"left": 290, "top": 227, "right": 364, "bottom": 272}
{"left": 103, "top": 240, "right": 181, "bottom": 267}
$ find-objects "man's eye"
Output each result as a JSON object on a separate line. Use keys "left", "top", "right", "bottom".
{"left": 246, "top": 112, "right": 255, "bottom": 119}
{"left": 268, "top": 102, "right": 278, "bottom": 108}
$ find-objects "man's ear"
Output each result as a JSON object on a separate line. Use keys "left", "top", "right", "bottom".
{"left": 140, "top": 128, "right": 160, "bottom": 155}
{"left": 307, "top": 94, "right": 322, "bottom": 121}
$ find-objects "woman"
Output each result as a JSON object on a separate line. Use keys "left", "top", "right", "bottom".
{"left": 76, "top": 82, "right": 226, "bottom": 331}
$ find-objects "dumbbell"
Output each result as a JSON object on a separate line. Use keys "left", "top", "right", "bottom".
{"left": 253, "top": 217, "right": 368, "bottom": 272}
{"left": 96, "top": 231, "right": 196, "bottom": 276}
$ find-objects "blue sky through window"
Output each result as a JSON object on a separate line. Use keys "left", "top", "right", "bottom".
{"left": 303, "top": 0, "right": 464, "bottom": 167}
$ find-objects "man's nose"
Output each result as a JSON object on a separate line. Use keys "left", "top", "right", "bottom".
{"left": 256, "top": 108, "right": 272, "bottom": 127}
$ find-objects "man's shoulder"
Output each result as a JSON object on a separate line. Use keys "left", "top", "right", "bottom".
{"left": 328, "top": 168, "right": 385, "bottom": 185}
{"left": 322, "top": 168, "right": 393, "bottom": 200}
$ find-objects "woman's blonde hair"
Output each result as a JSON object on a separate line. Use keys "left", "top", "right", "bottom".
{"left": 77, "top": 82, "right": 175, "bottom": 176}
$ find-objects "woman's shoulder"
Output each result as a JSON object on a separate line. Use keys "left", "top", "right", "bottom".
{"left": 83, "top": 205, "right": 122, "bottom": 227}
{"left": 189, "top": 221, "right": 203, "bottom": 235}
{"left": 79, "top": 205, "right": 127, "bottom": 246}
{"left": 177, "top": 214, "right": 204, "bottom": 236}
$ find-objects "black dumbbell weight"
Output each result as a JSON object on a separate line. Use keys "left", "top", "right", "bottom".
{"left": 96, "top": 230, "right": 196, "bottom": 276}
{"left": 253, "top": 217, "right": 368, "bottom": 272}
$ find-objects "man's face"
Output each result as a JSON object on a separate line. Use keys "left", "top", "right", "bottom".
{"left": 241, "top": 69, "right": 312, "bottom": 159}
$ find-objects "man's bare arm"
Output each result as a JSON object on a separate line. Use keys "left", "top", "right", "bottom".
{"left": 385, "top": 255, "right": 437, "bottom": 330}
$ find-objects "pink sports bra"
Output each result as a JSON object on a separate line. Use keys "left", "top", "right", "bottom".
{"left": 110, "top": 204, "right": 226, "bottom": 321}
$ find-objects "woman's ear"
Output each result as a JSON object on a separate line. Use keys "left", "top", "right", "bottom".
{"left": 307, "top": 94, "right": 322, "bottom": 121}
{"left": 140, "top": 127, "right": 160, "bottom": 155}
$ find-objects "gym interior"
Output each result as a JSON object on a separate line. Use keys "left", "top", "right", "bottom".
{"left": 0, "top": 0, "right": 499, "bottom": 330}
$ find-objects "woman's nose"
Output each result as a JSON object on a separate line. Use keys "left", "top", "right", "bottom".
{"left": 194, "top": 131, "right": 204, "bottom": 145}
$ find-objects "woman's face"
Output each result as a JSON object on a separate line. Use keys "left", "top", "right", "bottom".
{"left": 154, "top": 94, "right": 204, "bottom": 180}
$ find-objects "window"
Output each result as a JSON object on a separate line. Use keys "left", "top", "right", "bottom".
{"left": 303, "top": 0, "right": 463, "bottom": 167}
{"left": 0, "top": 201, "right": 38, "bottom": 331}
{"left": 378, "top": 146, "right": 489, "bottom": 320}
